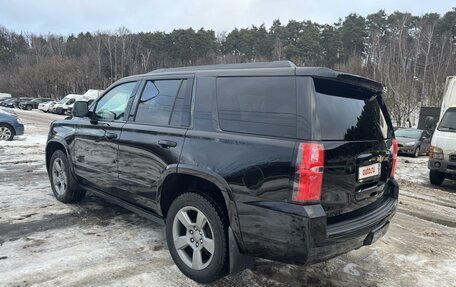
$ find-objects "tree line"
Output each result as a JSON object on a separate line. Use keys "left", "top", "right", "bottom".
{"left": 0, "top": 8, "right": 455, "bottom": 125}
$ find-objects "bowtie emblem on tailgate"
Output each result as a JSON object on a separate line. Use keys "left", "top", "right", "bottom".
{"left": 369, "top": 155, "right": 385, "bottom": 163}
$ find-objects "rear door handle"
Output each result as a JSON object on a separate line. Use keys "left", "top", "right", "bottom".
{"left": 105, "top": 132, "right": 118, "bottom": 140}
{"left": 158, "top": 140, "right": 177, "bottom": 148}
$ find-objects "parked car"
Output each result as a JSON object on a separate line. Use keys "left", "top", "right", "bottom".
{"left": 0, "top": 98, "right": 13, "bottom": 106}
{"left": 1, "top": 98, "right": 17, "bottom": 108}
{"left": 46, "top": 61, "right": 398, "bottom": 283}
{"left": 19, "top": 98, "right": 53, "bottom": 110}
{"left": 0, "top": 108, "right": 24, "bottom": 140}
{"left": 3, "top": 97, "right": 32, "bottom": 108}
{"left": 395, "top": 128, "right": 431, "bottom": 157}
{"left": 38, "top": 100, "right": 57, "bottom": 113}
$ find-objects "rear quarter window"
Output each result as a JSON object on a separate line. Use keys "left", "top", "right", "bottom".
{"left": 216, "top": 77, "right": 296, "bottom": 138}
{"left": 314, "top": 78, "right": 392, "bottom": 140}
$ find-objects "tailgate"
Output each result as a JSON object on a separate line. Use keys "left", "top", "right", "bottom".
{"left": 321, "top": 140, "right": 393, "bottom": 218}
{"left": 311, "top": 77, "right": 395, "bottom": 220}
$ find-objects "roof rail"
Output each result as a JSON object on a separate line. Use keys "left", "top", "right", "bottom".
{"left": 150, "top": 61, "right": 296, "bottom": 73}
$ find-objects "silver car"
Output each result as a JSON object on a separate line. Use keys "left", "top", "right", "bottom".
{"left": 395, "top": 128, "right": 431, "bottom": 157}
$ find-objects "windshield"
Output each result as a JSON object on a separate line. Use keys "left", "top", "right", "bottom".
{"left": 438, "top": 108, "right": 456, "bottom": 132}
{"left": 395, "top": 129, "right": 422, "bottom": 139}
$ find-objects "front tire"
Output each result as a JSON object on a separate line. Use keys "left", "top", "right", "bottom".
{"left": 166, "top": 193, "right": 228, "bottom": 283}
{"left": 430, "top": 170, "right": 445, "bottom": 186}
{"left": 0, "top": 124, "right": 14, "bottom": 141}
{"left": 49, "top": 149, "right": 86, "bottom": 203}
{"left": 26, "top": 105, "right": 32, "bottom": 111}
{"left": 413, "top": 146, "right": 420, "bottom": 157}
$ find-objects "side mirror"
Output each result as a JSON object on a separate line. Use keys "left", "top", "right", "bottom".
{"left": 72, "top": 101, "right": 89, "bottom": 118}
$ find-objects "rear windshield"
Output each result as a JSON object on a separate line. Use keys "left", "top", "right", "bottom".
{"left": 314, "top": 78, "right": 392, "bottom": 140}
{"left": 438, "top": 108, "right": 456, "bottom": 132}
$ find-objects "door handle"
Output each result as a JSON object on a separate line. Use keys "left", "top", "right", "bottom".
{"left": 105, "top": 132, "right": 118, "bottom": 140}
{"left": 158, "top": 140, "right": 177, "bottom": 148}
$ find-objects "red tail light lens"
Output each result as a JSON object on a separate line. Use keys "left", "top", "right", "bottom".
{"left": 292, "top": 143, "right": 324, "bottom": 203}
{"left": 390, "top": 139, "right": 398, "bottom": 177}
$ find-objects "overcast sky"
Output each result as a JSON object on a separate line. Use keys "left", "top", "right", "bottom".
{"left": 0, "top": 0, "right": 454, "bottom": 35}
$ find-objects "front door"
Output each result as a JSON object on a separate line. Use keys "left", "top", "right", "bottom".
{"left": 72, "top": 81, "right": 139, "bottom": 192}
{"left": 117, "top": 77, "right": 193, "bottom": 210}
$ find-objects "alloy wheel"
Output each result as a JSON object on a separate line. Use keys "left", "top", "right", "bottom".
{"left": 0, "top": 126, "right": 12, "bottom": 140}
{"left": 172, "top": 206, "right": 215, "bottom": 270}
{"left": 52, "top": 158, "right": 67, "bottom": 195}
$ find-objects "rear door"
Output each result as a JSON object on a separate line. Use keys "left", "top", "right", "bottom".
{"left": 300, "top": 77, "right": 394, "bottom": 220}
{"left": 116, "top": 76, "right": 193, "bottom": 209}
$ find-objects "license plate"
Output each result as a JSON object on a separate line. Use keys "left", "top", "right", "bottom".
{"left": 358, "top": 163, "right": 380, "bottom": 181}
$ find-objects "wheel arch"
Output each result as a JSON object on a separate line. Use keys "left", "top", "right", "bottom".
{"left": 0, "top": 122, "right": 16, "bottom": 135}
{"left": 158, "top": 164, "right": 245, "bottom": 252}
{"left": 45, "top": 139, "right": 74, "bottom": 173}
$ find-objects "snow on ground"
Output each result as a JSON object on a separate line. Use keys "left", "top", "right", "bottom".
{"left": 396, "top": 156, "right": 430, "bottom": 184}
{"left": 1, "top": 109, "right": 456, "bottom": 287}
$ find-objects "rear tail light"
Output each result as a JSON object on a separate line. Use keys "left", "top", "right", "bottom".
{"left": 390, "top": 139, "right": 398, "bottom": 177}
{"left": 292, "top": 143, "right": 324, "bottom": 203}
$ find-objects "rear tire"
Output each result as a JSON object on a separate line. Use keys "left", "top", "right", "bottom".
{"left": 166, "top": 193, "right": 228, "bottom": 283}
{"left": 430, "top": 170, "right": 445, "bottom": 186}
{"left": 49, "top": 149, "right": 86, "bottom": 203}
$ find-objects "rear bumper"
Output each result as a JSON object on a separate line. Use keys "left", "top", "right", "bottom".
{"left": 239, "top": 179, "right": 398, "bottom": 265}
{"left": 398, "top": 146, "right": 416, "bottom": 154}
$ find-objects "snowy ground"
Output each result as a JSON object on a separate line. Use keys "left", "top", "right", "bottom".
{"left": 1, "top": 109, "right": 456, "bottom": 287}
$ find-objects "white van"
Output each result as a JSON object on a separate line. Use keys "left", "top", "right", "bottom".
{"left": 428, "top": 76, "right": 456, "bottom": 185}
{"left": 52, "top": 94, "right": 83, "bottom": 114}
{"left": 66, "top": 90, "right": 103, "bottom": 114}
{"left": 83, "top": 89, "right": 103, "bottom": 99}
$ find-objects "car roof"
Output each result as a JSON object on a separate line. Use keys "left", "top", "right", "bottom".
{"left": 120, "top": 61, "right": 383, "bottom": 93}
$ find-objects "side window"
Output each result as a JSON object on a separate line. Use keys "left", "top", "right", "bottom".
{"left": 66, "top": 98, "right": 76, "bottom": 105}
{"left": 135, "top": 79, "right": 189, "bottom": 127}
{"left": 170, "top": 79, "right": 190, "bottom": 127}
{"left": 216, "top": 77, "right": 296, "bottom": 138}
{"left": 95, "top": 82, "right": 137, "bottom": 121}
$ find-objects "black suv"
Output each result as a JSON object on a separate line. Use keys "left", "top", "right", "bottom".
{"left": 45, "top": 61, "right": 398, "bottom": 283}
